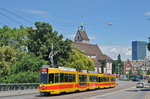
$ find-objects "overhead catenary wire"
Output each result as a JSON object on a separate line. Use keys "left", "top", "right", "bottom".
{"left": 0, "top": 6, "right": 34, "bottom": 25}
{"left": 0, "top": 12, "right": 24, "bottom": 26}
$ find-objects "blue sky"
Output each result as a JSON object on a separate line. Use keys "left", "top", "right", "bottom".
{"left": 1, "top": 0, "right": 150, "bottom": 60}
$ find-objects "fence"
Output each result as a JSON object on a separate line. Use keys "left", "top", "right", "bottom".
{"left": 0, "top": 83, "right": 39, "bottom": 91}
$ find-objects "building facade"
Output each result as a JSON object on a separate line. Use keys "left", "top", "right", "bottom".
{"left": 124, "top": 57, "right": 150, "bottom": 75}
{"left": 132, "top": 41, "right": 147, "bottom": 60}
{"left": 124, "top": 60, "right": 133, "bottom": 75}
{"left": 73, "top": 22, "right": 113, "bottom": 74}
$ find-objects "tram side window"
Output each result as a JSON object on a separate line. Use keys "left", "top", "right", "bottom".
{"left": 49, "top": 74, "right": 54, "bottom": 84}
{"left": 104, "top": 77, "right": 107, "bottom": 82}
{"left": 107, "top": 77, "right": 109, "bottom": 82}
{"left": 99, "top": 77, "right": 103, "bottom": 82}
{"left": 94, "top": 76, "right": 98, "bottom": 82}
{"left": 55, "top": 73, "right": 59, "bottom": 83}
{"left": 65, "top": 73, "right": 69, "bottom": 82}
{"left": 90, "top": 75, "right": 93, "bottom": 82}
{"left": 60, "top": 73, "right": 64, "bottom": 82}
{"left": 73, "top": 74, "right": 76, "bottom": 82}
{"left": 84, "top": 75, "right": 87, "bottom": 82}
{"left": 79, "top": 75, "right": 82, "bottom": 82}
{"left": 69, "top": 74, "right": 73, "bottom": 82}
{"left": 111, "top": 77, "right": 116, "bottom": 82}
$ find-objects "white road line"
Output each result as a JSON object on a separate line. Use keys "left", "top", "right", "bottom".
{"left": 90, "top": 86, "right": 135, "bottom": 99}
{"left": 144, "top": 91, "right": 150, "bottom": 99}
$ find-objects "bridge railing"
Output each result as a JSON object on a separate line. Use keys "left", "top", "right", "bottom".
{"left": 0, "top": 83, "right": 39, "bottom": 91}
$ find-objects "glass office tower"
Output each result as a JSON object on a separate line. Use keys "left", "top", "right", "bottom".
{"left": 132, "top": 41, "right": 147, "bottom": 60}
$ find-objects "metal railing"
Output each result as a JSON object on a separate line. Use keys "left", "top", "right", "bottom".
{"left": 0, "top": 83, "right": 39, "bottom": 91}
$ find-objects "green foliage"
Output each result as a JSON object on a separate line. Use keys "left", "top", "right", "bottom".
{"left": 0, "top": 46, "right": 17, "bottom": 76}
{"left": 137, "top": 68, "right": 142, "bottom": 75}
{"left": 112, "top": 54, "right": 124, "bottom": 74}
{"left": 7, "top": 53, "right": 48, "bottom": 83}
{"left": 0, "top": 26, "right": 27, "bottom": 50}
{"left": 147, "top": 43, "right": 150, "bottom": 52}
{"left": 10, "top": 53, "right": 48, "bottom": 74}
{"left": 7, "top": 71, "right": 40, "bottom": 83}
{"left": 59, "top": 50, "right": 95, "bottom": 71}
{"left": 117, "top": 54, "right": 121, "bottom": 62}
{"left": 129, "top": 69, "right": 132, "bottom": 75}
{"left": 0, "top": 21, "right": 96, "bottom": 83}
{"left": 147, "top": 68, "right": 150, "bottom": 75}
{"left": 26, "top": 22, "right": 72, "bottom": 65}
{"left": 101, "top": 60, "right": 106, "bottom": 73}
{"left": 112, "top": 61, "right": 117, "bottom": 74}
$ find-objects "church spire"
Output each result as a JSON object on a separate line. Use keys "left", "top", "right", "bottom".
{"left": 81, "top": 16, "right": 83, "bottom": 30}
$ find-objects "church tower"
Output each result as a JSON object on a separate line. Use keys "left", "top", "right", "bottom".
{"left": 74, "top": 19, "right": 89, "bottom": 44}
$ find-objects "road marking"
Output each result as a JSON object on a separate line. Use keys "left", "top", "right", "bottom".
{"left": 144, "top": 91, "right": 150, "bottom": 99}
{"left": 90, "top": 86, "right": 135, "bottom": 99}
{"left": 122, "top": 91, "right": 139, "bottom": 99}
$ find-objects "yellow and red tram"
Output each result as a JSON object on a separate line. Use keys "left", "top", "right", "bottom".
{"left": 39, "top": 67, "right": 116, "bottom": 95}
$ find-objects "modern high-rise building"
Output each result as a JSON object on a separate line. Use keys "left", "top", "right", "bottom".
{"left": 132, "top": 41, "right": 147, "bottom": 60}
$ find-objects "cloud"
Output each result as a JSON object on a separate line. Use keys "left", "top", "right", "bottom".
{"left": 144, "top": 11, "right": 150, "bottom": 16}
{"left": 89, "top": 36, "right": 96, "bottom": 40}
{"left": 24, "top": 9, "right": 49, "bottom": 16}
{"left": 110, "top": 48, "right": 119, "bottom": 53}
{"left": 99, "top": 44, "right": 132, "bottom": 61}
{"left": 65, "top": 34, "right": 75, "bottom": 39}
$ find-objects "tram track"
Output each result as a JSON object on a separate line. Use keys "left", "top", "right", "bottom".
{"left": 38, "top": 82, "right": 135, "bottom": 99}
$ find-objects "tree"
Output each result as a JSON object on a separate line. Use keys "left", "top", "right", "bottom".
{"left": 117, "top": 54, "right": 121, "bottom": 62}
{"left": 101, "top": 60, "right": 106, "bottom": 73}
{"left": 137, "top": 68, "right": 142, "bottom": 75}
{"left": 117, "top": 54, "right": 124, "bottom": 74}
{"left": 59, "top": 50, "right": 95, "bottom": 71}
{"left": 0, "top": 25, "right": 27, "bottom": 50}
{"left": 147, "top": 68, "right": 150, "bottom": 75}
{"left": 0, "top": 46, "right": 17, "bottom": 77}
{"left": 147, "top": 42, "right": 150, "bottom": 51}
{"left": 129, "top": 69, "right": 132, "bottom": 75}
{"left": 112, "top": 61, "right": 117, "bottom": 74}
{"left": 9, "top": 53, "right": 48, "bottom": 83}
{"left": 10, "top": 53, "right": 48, "bottom": 74}
{"left": 27, "top": 22, "right": 72, "bottom": 65}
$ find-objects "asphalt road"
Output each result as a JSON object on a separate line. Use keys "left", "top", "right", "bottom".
{"left": 92, "top": 83, "right": 150, "bottom": 99}
{"left": 1, "top": 81, "right": 148, "bottom": 99}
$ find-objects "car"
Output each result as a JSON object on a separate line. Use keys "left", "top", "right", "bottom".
{"left": 136, "top": 82, "right": 144, "bottom": 88}
{"left": 148, "top": 80, "right": 150, "bottom": 83}
{"left": 132, "top": 78, "right": 139, "bottom": 82}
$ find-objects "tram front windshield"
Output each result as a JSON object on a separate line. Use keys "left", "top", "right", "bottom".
{"left": 40, "top": 73, "right": 47, "bottom": 84}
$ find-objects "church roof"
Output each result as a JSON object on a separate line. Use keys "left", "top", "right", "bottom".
{"left": 73, "top": 42, "right": 112, "bottom": 61}
{"left": 91, "top": 58, "right": 101, "bottom": 67}
{"left": 74, "top": 30, "right": 89, "bottom": 41}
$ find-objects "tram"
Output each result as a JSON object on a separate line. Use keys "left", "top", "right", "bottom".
{"left": 39, "top": 66, "right": 116, "bottom": 95}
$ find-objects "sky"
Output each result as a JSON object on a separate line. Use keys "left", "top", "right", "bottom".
{"left": 0, "top": 0, "right": 150, "bottom": 61}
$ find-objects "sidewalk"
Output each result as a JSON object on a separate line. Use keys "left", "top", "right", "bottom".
{"left": 0, "top": 89, "right": 39, "bottom": 98}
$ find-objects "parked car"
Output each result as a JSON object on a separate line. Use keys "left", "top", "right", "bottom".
{"left": 148, "top": 80, "right": 150, "bottom": 83}
{"left": 136, "top": 82, "right": 144, "bottom": 88}
{"left": 132, "top": 77, "right": 139, "bottom": 81}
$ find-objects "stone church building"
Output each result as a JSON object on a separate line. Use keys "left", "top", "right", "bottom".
{"left": 73, "top": 22, "right": 113, "bottom": 74}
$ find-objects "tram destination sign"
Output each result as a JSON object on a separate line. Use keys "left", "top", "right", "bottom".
{"left": 59, "top": 67, "right": 76, "bottom": 72}
{"left": 41, "top": 68, "right": 48, "bottom": 74}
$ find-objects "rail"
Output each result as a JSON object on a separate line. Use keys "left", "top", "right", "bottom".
{"left": 0, "top": 83, "right": 39, "bottom": 91}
